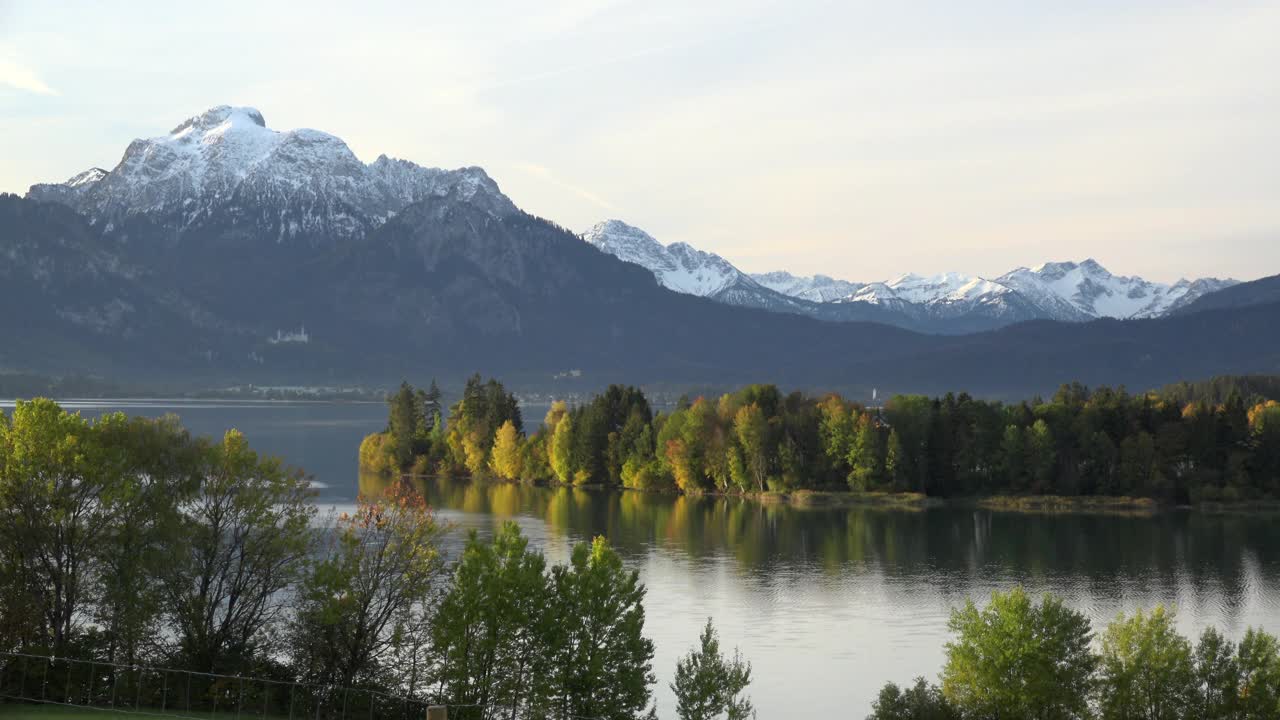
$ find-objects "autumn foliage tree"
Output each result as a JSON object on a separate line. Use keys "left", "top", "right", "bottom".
{"left": 290, "top": 483, "right": 445, "bottom": 688}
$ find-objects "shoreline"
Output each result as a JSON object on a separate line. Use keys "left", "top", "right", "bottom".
{"left": 378, "top": 470, "right": 1280, "bottom": 516}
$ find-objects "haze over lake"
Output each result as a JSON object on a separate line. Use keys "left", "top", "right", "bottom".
{"left": 24, "top": 398, "right": 1280, "bottom": 718}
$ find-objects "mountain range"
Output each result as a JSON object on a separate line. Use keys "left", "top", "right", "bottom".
{"left": 6, "top": 104, "right": 1280, "bottom": 397}
{"left": 584, "top": 220, "right": 1238, "bottom": 334}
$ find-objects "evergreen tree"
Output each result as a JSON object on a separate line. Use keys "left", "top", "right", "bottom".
{"left": 671, "top": 619, "right": 755, "bottom": 720}
{"left": 388, "top": 381, "right": 421, "bottom": 470}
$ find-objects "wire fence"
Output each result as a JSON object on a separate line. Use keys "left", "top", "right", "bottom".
{"left": 0, "top": 652, "right": 437, "bottom": 720}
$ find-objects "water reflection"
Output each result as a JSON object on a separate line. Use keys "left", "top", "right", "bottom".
{"left": 360, "top": 474, "right": 1280, "bottom": 717}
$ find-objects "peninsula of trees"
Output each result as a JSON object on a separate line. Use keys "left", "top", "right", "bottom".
{"left": 362, "top": 375, "right": 1280, "bottom": 504}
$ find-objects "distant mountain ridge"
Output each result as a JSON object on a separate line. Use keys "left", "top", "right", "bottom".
{"left": 582, "top": 220, "right": 811, "bottom": 315}
{"left": 585, "top": 219, "right": 1239, "bottom": 333}
{"left": 1169, "top": 273, "right": 1280, "bottom": 316}
{"left": 8, "top": 104, "right": 1279, "bottom": 398}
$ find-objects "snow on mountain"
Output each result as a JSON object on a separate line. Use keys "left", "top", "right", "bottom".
{"left": 27, "top": 105, "right": 515, "bottom": 239}
{"left": 584, "top": 220, "right": 744, "bottom": 296}
{"left": 67, "top": 167, "right": 108, "bottom": 188}
{"left": 771, "top": 260, "right": 1235, "bottom": 323}
{"left": 997, "top": 260, "right": 1238, "bottom": 320}
{"left": 751, "top": 271, "right": 864, "bottom": 303}
{"left": 589, "top": 220, "right": 1239, "bottom": 330}
{"left": 583, "top": 220, "right": 812, "bottom": 314}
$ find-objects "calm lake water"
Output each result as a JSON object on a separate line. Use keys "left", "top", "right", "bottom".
{"left": 14, "top": 399, "right": 1280, "bottom": 718}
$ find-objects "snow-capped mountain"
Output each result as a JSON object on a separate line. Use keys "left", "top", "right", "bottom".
{"left": 587, "top": 220, "right": 1239, "bottom": 332}
{"left": 27, "top": 105, "right": 515, "bottom": 242}
{"left": 751, "top": 271, "right": 864, "bottom": 303}
{"left": 582, "top": 220, "right": 809, "bottom": 313}
{"left": 584, "top": 220, "right": 740, "bottom": 296}
{"left": 996, "top": 260, "right": 1237, "bottom": 320}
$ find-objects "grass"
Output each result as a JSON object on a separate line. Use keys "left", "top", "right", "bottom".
{"left": 0, "top": 703, "right": 290, "bottom": 720}
{"left": 975, "top": 494, "right": 1160, "bottom": 515}
{"left": 0, "top": 705, "right": 165, "bottom": 719}
{"left": 756, "top": 488, "right": 936, "bottom": 509}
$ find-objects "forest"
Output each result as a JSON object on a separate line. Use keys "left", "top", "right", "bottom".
{"left": 361, "top": 375, "right": 1280, "bottom": 504}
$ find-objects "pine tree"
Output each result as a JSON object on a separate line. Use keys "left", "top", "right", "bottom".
{"left": 671, "top": 619, "right": 755, "bottom": 720}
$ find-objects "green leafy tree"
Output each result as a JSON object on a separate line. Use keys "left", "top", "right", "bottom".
{"left": 818, "top": 396, "right": 854, "bottom": 477}
{"left": 1026, "top": 419, "right": 1056, "bottom": 494}
{"left": 999, "top": 424, "right": 1027, "bottom": 491}
{"left": 734, "top": 404, "right": 769, "bottom": 493}
{"left": 162, "top": 429, "right": 316, "bottom": 673}
{"left": 1193, "top": 627, "right": 1242, "bottom": 719}
{"left": 92, "top": 413, "right": 196, "bottom": 665}
{"left": 544, "top": 537, "right": 656, "bottom": 720}
{"left": 850, "top": 415, "right": 886, "bottom": 491}
{"left": 0, "top": 399, "right": 112, "bottom": 655}
{"left": 867, "top": 678, "right": 959, "bottom": 720}
{"left": 883, "top": 427, "right": 905, "bottom": 492}
{"left": 1237, "top": 628, "right": 1280, "bottom": 718}
{"left": 431, "top": 523, "right": 552, "bottom": 720}
{"left": 1097, "top": 606, "right": 1194, "bottom": 719}
{"left": 1119, "top": 432, "right": 1161, "bottom": 497}
{"left": 941, "top": 587, "right": 1095, "bottom": 719}
{"left": 671, "top": 618, "right": 755, "bottom": 720}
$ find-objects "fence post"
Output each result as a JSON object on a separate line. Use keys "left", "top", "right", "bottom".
{"left": 426, "top": 706, "right": 447, "bottom": 720}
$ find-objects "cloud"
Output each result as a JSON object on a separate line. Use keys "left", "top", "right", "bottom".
{"left": 515, "top": 163, "right": 617, "bottom": 211}
{"left": 0, "top": 57, "right": 57, "bottom": 95}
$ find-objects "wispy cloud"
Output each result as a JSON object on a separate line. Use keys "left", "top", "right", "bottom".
{"left": 0, "top": 57, "right": 57, "bottom": 95}
{"left": 515, "top": 163, "right": 617, "bottom": 211}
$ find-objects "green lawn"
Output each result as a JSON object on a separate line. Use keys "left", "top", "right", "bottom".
{"left": 0, "top": 704, "right": 286, "bottom": 720}
{"left": 0, "top": 706, "right": 132, "bottom": 719}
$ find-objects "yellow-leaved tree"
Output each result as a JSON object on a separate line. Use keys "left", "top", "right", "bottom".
{"left": 490, "top": 420, "right": 522, "bottom": 480}
{"left": 550, "top": 414, "right": 574, "bottom": 484}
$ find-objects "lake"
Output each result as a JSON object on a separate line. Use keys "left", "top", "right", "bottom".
{"left": 14, "top": 399, "right": 1280, "bottom": 718}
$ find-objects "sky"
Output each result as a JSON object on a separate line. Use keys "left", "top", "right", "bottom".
{"left": 1, "top": 0, "right": 1278, "bottom": 283}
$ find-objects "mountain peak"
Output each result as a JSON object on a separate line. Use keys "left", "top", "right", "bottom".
{"left": 1078, "top": 258, "right": 1110, "bottom": 276}
{"left": 584, "top": 219, "right": 763, "bottom": 297}
{"left": 170, "top": 105, "right": 267, "bottom": 135}
{"left": 26, "top": 103, "right": 516, "bottom": 240}
{"left": 67, "top": 167, "right": 109, "bottom": 188}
